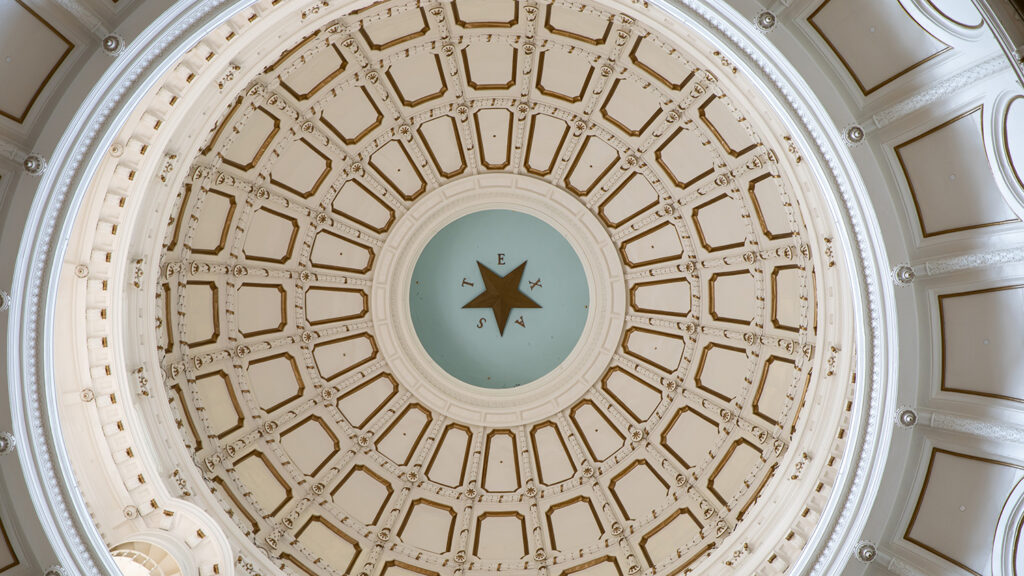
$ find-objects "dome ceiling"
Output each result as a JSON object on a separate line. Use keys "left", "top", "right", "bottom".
{"left": 154, "top": 1, "right": 853, "bottom": 575}
{"left": 152, "top": 2, "right": 853, "bottom": 575}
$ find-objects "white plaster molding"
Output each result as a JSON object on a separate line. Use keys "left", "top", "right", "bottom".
{"left": 871, "top": 54, "right": 1007, "bottom": 129}
{"left": 993, "top": 476, "right": 1024, "bottom": 576}
{"left": 52, "top": 0, "right": 108, "bottom": 37}
{"left": 924, "top": 410, "right": 1024, "bottom": 443}
{"left": 921, "top": 245, "right": 1024, "bottom": 276}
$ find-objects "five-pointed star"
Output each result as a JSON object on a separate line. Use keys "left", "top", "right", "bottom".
{"left": 463, "top": 261, "right": 541, "bottom": 336}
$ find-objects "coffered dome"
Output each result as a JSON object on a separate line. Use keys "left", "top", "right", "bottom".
{"left": 3, "top": 2, "right": 1024, "bottom": 576}
{"left": 152, "top": 2, "right": 852, "bottom": 574}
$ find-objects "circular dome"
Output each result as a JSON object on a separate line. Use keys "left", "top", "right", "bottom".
{"left": 409, "top": 207, "right": 589, "bottom": 389}
{"left": 10, "top": 0, "right": 880, "bottom": 575}
{"left": 144, "top": 1, "right": 856, "bottom": 572}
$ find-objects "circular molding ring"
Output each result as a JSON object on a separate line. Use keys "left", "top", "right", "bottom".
{"left": 373, "top": 174, "right": 626, "bottom": 426}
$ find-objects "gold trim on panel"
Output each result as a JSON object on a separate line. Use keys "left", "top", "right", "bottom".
{"left": 167, "top": 184, "right": 194, "bottom": 251}
{"left": 545, "top": 495, "right": 603, "bottom": 552}
{"left": 655, "top": 128, "right": 716, "bottom": 190}
{"left": 189, "top": 189, "right": 237, "bottom": 255}
{"left": 375, "top": 403, "right": 433, "bottom": 466}
{"left": 894, "top": 105, "right": 1018, "bottom": 237}
{"left": 938, "top": 284, "right": 1024, "bottom": 403}
{"left": 706, "top": 438, "right": 763, "bottom": 506}
{"left": 619, "top": 222, "right": 683, "bottom": 268}
{"left": 622, "top": 326, "right": 686, "bottom": 374}
{"left": 309, "top": 230, "right": 376, "bottom": 274}
{"left": 0, "top": 1, "right": 74, "bottom": 123}
{"left": 708, "top": 269, "right": 754, "bottom": 325}
{"left": 736, "top": 462, "right": 777, "bottom": 521}
{"left": 170, "top": 383, "right": 202, "bottom": 452}
{"left": 638, "top": 508, "right": 703, "bottom": 566}
{"left": 330, "top": 180, "right": 395, "bottom": 233}
{"left": 770, "top": 264, "right": 803, "bottom": 333}
{"left": 806, "top": 0, "right": 952, "bottom": 96}
{"left": 569, "top": 399, "right": 625, "bottom": 463}
{"left": 599, "top": 78, "right": 662, "bottom": 137}
{"left": 426, "top": 423, "right": 473, "bottom": 488}
{"left": 747, "top": 173, "right": 794, "bottom": 240}
{"left": 904, "top": 448, "right": 1024, "bottom": 576}
{"left": 482, "top": 429, "right": 522, "bottom": 492}
{"left": 607, "top": 460, "right": 668, "bottom": 520}
{"left": 628, "top": 37, "right": 696, "bottom": 91}
{"left": 601, "top": 367, "right": 662, "bottom": 422}
{"left": 279, "top": 44, "right": 348, "bottom": 101}
{"left": 246, "top": 352, "right": 305, "bottom": 413}
{"left": 202, "top": 97, "right": 244, "bottom": 155}
{"left": 380, "top": 560, "right": 440, "bottom": 576}
{"left": 236, "top": 283, "right": 288, "bottom": 338}
{"left": 0, "top": 516, "right": 19, "bottom": 573}
{"left": 161, "top": 283, "right": 174, "bottom": 354}
{"left": 535, "top": 51, "right": 595, "bottom": 103}
{"left": 561, "top": 556, "right": 622, "bottom": 576}
{"left": 385, "top": 54, "right": 448, "bottom": 107}
{"left": 196, "top": 369, "right": 244, "bottom": 439}
{"left": 598, "top": 173, "right": 660, "bottom": 228}
{"left": 219, "top": 107, "right": 281, "bottom": 171}
{"left": 473, "top": 511, "right": 528, "bottom": 558}
{"left": 359, "top": 8, "right": 430, "bottom": 50}
{"left": 524, "top": 114, "right": 569, "bottom": 176}
{"left": 660, "top": 406, "right": 719, "bottom": 469}
{"left": 691, "top": 193, "right": 746, "bottom": 253}
{"left": 543, "top": 5, "right": 613, "bottom": 45}
{"left": 397, "top": 499, "right": 457, "bottom": 553}
{"left": 313, "top": 332, "right": 379, "bottom": 381}
{"left": 666, "top": 542, "right": 716, "bottom": 575}
{"left": 335, "top": 373, "right": 400, "bottom": 428}
{"left": 331, "top": 464, "right": 394, "bottom": 526}
{"left": 923, "top": 0, "right": 984, "bottom": 28}
{"left": 212, "top": 476, "right": 258, "bottom": 534}
{"left": 629, "top": 277, "right": 691, "bottom": 317}
{"left": 304, "top": 286, "right": 369, "bottom": 325}
{"left": 462, "top": 46, "right": 518, "bottom": 90}
{"left": 270, "top": 138, "right": 333, "bottom": 199}
{"left": 295, "top": 515, "right": 362, "bottom": 574}
{"left": 242, "top": 207, "right": 300, "bottom": 264}
{"left": 418, "top": 116, "right": 468, "bottom": 178}
{"left": 184, "top": 281, "right": 220, "bottom": 347}
{"left": 474, "top": 109, "right": 514, "bottom": 170}
{"left": 279, "top": 414, "right": 341, "bottom": 477}
{"left": 698, "top": 95, "right": 757, "bottom": 158}
{"left": 1003, "top": 95, "right": 1024, "bottom": 192}
{"left": 233, "top": 450, "right": 293, "bottom": 516}
{"left": 264, "top": 32, "right": 319, "bottom": 73}
{"left": 320, "top": 86, "right": 384, "bottom": 145}
{"left": 752, "top": 356, "right": 796, "bottom": 427}
{"left": 279, "top": 553, "right": 319, "bottom": 576}
{"left": 530, "top": 421, "right": 576, "bottom": 486}
{"left": 451, "top": 0, "right": 519, "bottom": 28}
{"left": 369, "top": 139, "right": 428, "bottom": 200}
{"left": 563, "top": 135, "right": 618, "bottom": 196}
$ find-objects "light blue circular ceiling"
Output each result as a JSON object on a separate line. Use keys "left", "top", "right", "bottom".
{"left": 410, "top": 209, "right": 589, "bottom": 388}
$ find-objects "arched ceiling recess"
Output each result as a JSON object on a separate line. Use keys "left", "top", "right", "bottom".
{"left": 28, "top": 0, "right": 872, "bottom": 576}
{"left": 153, "top": 1, "right": 856, "bottom": 574}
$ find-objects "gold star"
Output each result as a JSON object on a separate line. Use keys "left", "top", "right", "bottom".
{"left": 463, "top": 261, "right": 541, "bottom": 336}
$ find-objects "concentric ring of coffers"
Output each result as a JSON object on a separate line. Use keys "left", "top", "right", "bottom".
{"left": 156, "top": 1, "right": 848, "bottom": 575}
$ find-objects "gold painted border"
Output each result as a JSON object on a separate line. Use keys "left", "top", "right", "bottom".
{"left": 330, "top": 179, "right": 395, "bottom": 233}
{"left": 375, "top": 403, "right": 432, "bottom": 466}
{"left": 233, "top": 450, "right": 293, "bottom": 516}
{"left": 279, "top": 414, "right": 341, "bottom": 477}
{"left": 622, "top": 326, "right": 686, "bottom": 374}
{"left": 904, "top": 448, "right": 1024, "bottom": 576}
{"left": 660, "top": 406, "right": 720, "bottom": 469}
{"left": 242, "top": 207, "right": 300, "bottom": 264}
{"left": 474, "top": 109, "right": 514, "bottom": 170}
{"left": 295, "top": 515, "right": 362, "bottom": 574}
{"left": 524, "top": 114, "right": 569, "bottom": 176}
{"left": 0, "top": 0, "right": 74, "bottom": 123}
{"left": 369, "top": 139, "right": 428, "bottom": 200}
{"left": 706, "top": 438, "right": 764, "bottom": 505}
{"left": 601, "top": 367, "right": 662, "bottom": 422}
{"left": 335, "top": 373, "right": 400, "bottom": 428}
{"left": 628, "top": 36, "right": 695, "bottom": 91}
{"left": 189, "top": 189, "right": 237, "bottom": 255}
{"left": 599, "top": 78, "right": 663, "bottom": 137}
{"left": 385, "top": 54, "right": 449, "bottom": 107}
{"left": 246, "top": 352, "right": 305, "bottom": 413}
{"left": 655, "top": 128, "right": 716, "bottom": 190}
{"left": 359, "top": 8, "right": 430, "bottom": 51}
{"left": 313, "top": 332, "right": 379, "bottom": 381}
{"left": 747, "top": 173, "right": 795, "bottom": 240}
{"left": 183, "top": 281, "right": 220, "bottom": 347}
{"left": 708, "top": 270, "right": 755, "bottom": 325}
{"left": 270, "top": 138, "right": 334, "bottom": 199}
{"left": 418, "top": 116, "right": 468, "bottom": 178}
{"left": 629, "top": 277, "right": 691, "bottom": 317}
{"left": 195, "top": 370, "right": 244, "bottom": 439}
{"left": 543, "top": 5, "right": 612, "bottom": 45}
{"left": 236, "top": 283, "right": 288, "bottom": 338}
{"left": 482, "top": 429, "right": 522, "bottom": 492}
{"left": 691, "top": 193, "right": 747, "bottom": 253}
{"left": 397, "top": 498, "right": 457, "bottom": 553}
{"left": 598, "top": 172, "right": 660, "bottom": 228}
{"left": 638, "top": 508, "right": 703, "bottom": 566}
{"left": 462, "top": 45, "right": 518, "bottom": 90}
{"left": 535, "top": 51, "right": 595, "bottom": 104}
{"left": 330, "top": 464, "right": 394, "bottom": 526}
{"left": 569, "top": 399, "right": 625, "bottom": 463}
{"left": 545, "top": 495, "right": 603, "bottom": 552}
{"left": 220, "top": 107, "right": 281, "bottom": 171}
{"left": 309, "top": 229, "right": 376, "bottom": 274}
{"left": 530, "top": 421, "right": 576, "bottom": 486}
{"left": 607, "top": 460, "right": 668, "bottom": 520}
{"left": 698, "top": 95, "right": 757, "bottom": 158}
{"left": 304, "top": 285, "right": 369, "bottom": 325}
{"left": 426, "top": 423, "right": 473, "bottom": 488}
{"left": 451, "top": 0, "right": 519, "bottom": 28}
{"left": 563, "top": 135, "right": 618, "bottom": 196}
{"left": 279, "top": 44, "right": 348, "bottom": 101}
{"left": 473, "top": 511, "right": 528, "bottom": 558}
{"left": 938, "top": 284, "right": 1024, "bottom": 403}
{"left": 212, "top": 476, "right": 258, "bottom": 534}
{"left": 770, "top": 264, "right": 803, "bottom": 333}
{"left": 320, "top": 86, "right": 384, "bottom": 145}
{"left": 694, "top": 342, "right": 748, "bottom": 403}
{"left": 752, "top": 356, "right": 797, "bottom": 427}
{"left": 806, "top": 0, "right": 952, "bottom": 96}
{"left": 619, "top": 222, "right": 683, "bottom": 268}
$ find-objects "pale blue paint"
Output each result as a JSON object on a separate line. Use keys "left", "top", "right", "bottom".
{"left": 410, "top": 210, "right": 589, "bottom": 389}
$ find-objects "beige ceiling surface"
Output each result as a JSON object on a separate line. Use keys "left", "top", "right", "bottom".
{"left": 156, "top": 1, "right": 838, "bottom": 574}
